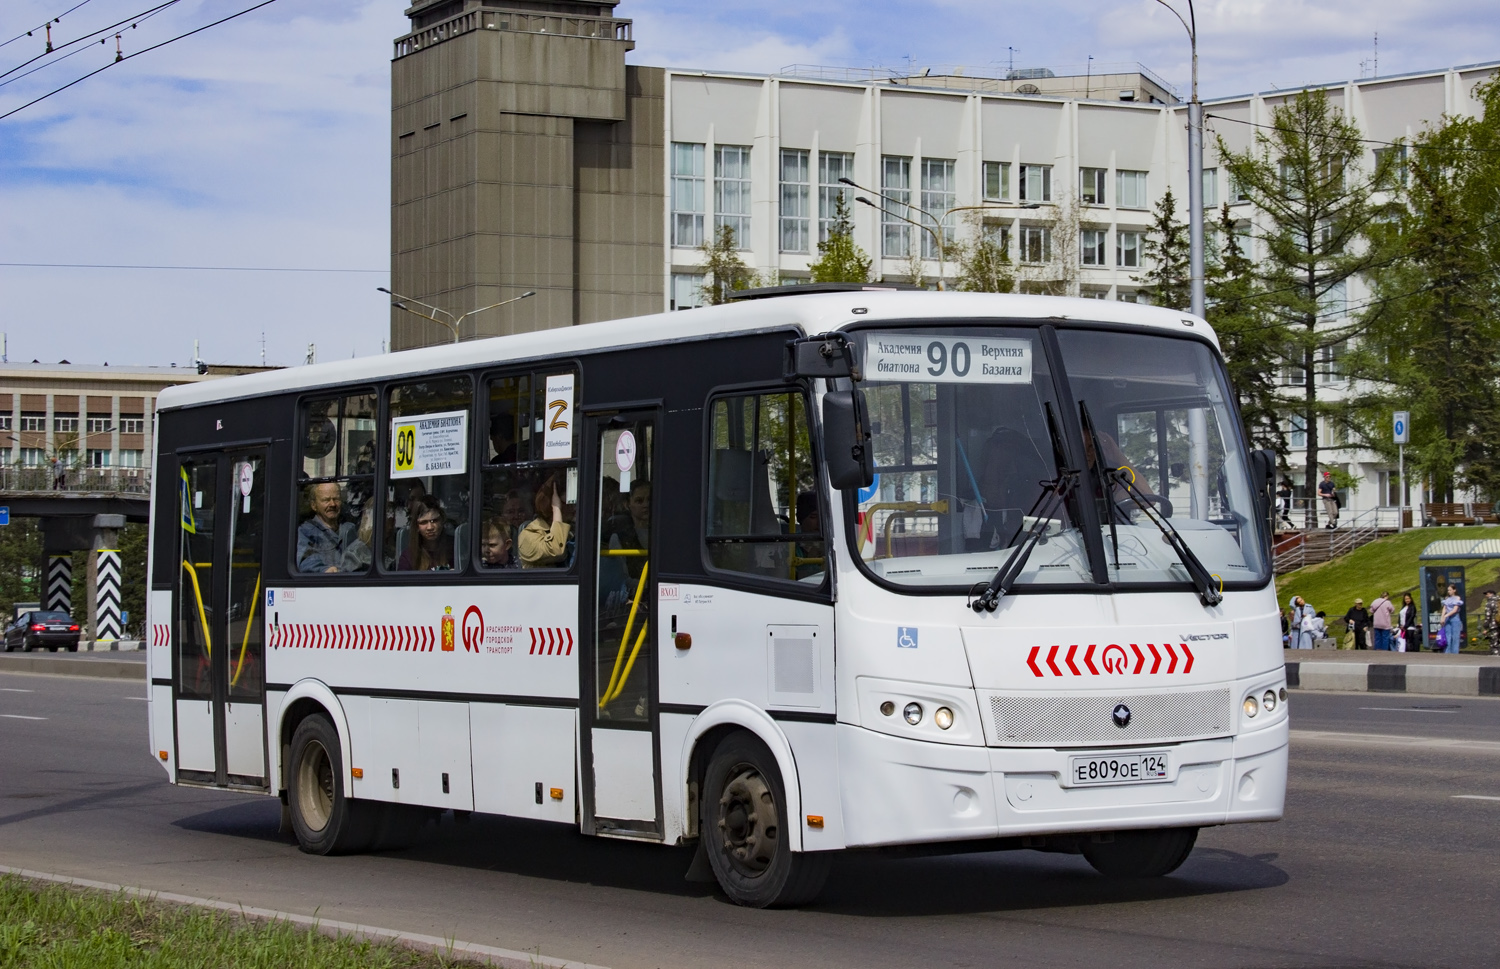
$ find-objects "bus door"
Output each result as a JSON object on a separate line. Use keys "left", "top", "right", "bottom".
{"left": 173, "top": 447, "right": 269, "bottom": 789}
{"left": 580, "top": 410, "right": 661, "bottom": 835}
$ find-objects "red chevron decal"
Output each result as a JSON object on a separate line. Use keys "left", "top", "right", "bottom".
{"left": 1064, "top": 644, "right": 1081, "bottom": 676}
{"left": 1131, "top": 643, "right": 1145, "bottom": 674}
{"left": 1147, "top": 643, "right": 1161, "bottom": 674}
{"left": 565, "top": 628, "right": 574, "bottom": 656}
{"left": 1026, "top": 646, "right": 1042, "bottom": 677}
{"left": 1024, "top": 641, "right": 1202, "bottom": 677}
{"left": 1045, "top": 645, "right": 1063, "bottom": 676}
{"left": 1182, "top": 644, "right": 1194, "bottom": 674}
{"left": 1165, "top": 643, "right": 1178, "bottom": 673}
{"left": 1083, "top": 644, "right": 1098, "bottom": 674}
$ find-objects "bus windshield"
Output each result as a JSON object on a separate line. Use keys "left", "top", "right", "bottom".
{"left": 851, "top": 324, "right": 1268, "bottom": 591}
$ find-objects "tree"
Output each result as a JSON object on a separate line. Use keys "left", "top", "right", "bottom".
{"left": 697, "top": 225, "right": 759, "bottom": 304}
{"left": 807, "top": 193, "right": 871, "bottom": 284}
{"left": 1218, "top": 89, "right": 1397, "bottom": 525}
{"left": 1350, "top": 77, "right": 1500, "bottom": 502}
{"left": 950, "top": 215, "right": 1015, "bottom": 293}
{"left": 0, "top": 518, "right": 43, "bottom": 618}
{"left": 1136, "top": 188, "right": 1190, "bottom": 309}
{"left": 1206, "top": 204, "right": 1283, "bottom": 456}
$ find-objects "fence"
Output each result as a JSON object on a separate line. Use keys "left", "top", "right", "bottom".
{"left": 0, "top": 466, "right": 151, "bottom": 495}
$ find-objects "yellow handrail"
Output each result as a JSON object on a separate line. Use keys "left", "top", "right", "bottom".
{"left": 231, "top": 572, "right": 261, "bottom": 688}
{"left": 180, "top": 560, "right": 212, "bottom": 657}
{"left": 599, "top": 561, "right": 649, "bottom": 708}
{"left": 878, "top": 501, "right": 951, "bottom": 558}
{"left": 602, "top": 548, "right": 647, "bottom": 556}
{"left": 606, "top": 621, "right": 650, "bottom": 704}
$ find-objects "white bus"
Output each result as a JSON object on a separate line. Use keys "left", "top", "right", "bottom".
{"left": 145, "top": 289, "right": 1286, "bottom": 907}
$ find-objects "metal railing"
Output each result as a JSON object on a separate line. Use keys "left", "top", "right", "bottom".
{"left": 394, "top": 8, "right": 632, "bottom": 59}
{"left": 0, "top": 466, "right": 151, "bottom": 495}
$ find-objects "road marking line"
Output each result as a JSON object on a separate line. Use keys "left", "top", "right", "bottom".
{"left": 125, "top": 696, "right": 148, "bottom": 701}
{"left": 0, "top": 866, "right": 612, "bottom": 969}
{"left": 0, "top": 714, "right": 46, "bottom": 720}
{"left": 1453, "top": 795, "right": 1500, "bottom": 801}
{"left": 0, "top": 688, "right": 34, "bottom": 693}
{"left": 1359, "top": 707, "right": 1459, "bottom": 713}
{"left": 1292, "top": 729, "right": 1500, "bottom": 754}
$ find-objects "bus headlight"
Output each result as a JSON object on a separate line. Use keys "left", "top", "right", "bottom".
{"left": 1262, "top": 689, "right": 1278, "bottom": 713}
{"left": 934, "top": 706, "right": 954, "bottom": 730}
{"left": 903, "top": 702, "right": 923, "bottom": 725}
{"left": 1242, "top": 695, "right": 1259, "bottom": 718}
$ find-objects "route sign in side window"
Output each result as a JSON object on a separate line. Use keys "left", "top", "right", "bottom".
{"left": 705, "top": 391, "right": 823, "bottom": 583}
{"left": 383, "top": 376, "right": 473, "bottom": 574}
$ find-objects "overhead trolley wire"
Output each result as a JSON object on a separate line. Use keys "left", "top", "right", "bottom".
{"left": 0, "top": 0, "right": 281, "bottom": 121}
{"left": 0, "top": 0, "right": 180, "bottom": 83}
{"left": 0, "top": 0, "right": 98, "bottom": 51}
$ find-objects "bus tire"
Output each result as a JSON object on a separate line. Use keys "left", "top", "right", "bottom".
{"left": 1082, "top": 827, "right": 1198, "bottom": 878}
{"left": 701, "top": 731, "right": 829, "bottom": 908}
{"left": 287, "top": 714, "right": 376, "bottom": 855}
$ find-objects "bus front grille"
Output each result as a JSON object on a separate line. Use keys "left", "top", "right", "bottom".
{"left": 986, "top": 688, "right": 1232, "bottom": 747}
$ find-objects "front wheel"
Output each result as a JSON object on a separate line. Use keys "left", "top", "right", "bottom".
{"left": 1083, "top": 827, "right": 1198, "bottom": 877}
{"left": 700, "top": 732, "right": 829, "bottom": 907}
{"left": 287, "top": 714, "right": 376, "bottom": 855}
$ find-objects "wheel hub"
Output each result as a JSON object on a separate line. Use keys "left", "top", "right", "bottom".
{"left": 717, "top": 765, "right": 778, "bottom": 876}
{"left": 296, "top": 739, "right": 334, "bottom": 832}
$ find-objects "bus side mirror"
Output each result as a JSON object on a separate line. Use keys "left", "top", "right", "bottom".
{"left": 823, "top": 389, "right": 874, "bottom": 490}
{"left": 788, "top": 335, "right": 857, "bottom": 379}
{"left": 1248, "top": 448, "right": 1275, "bottom": 524}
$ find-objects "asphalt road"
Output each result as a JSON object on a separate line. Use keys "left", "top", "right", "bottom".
{"left": 2, "top": 673, "right": 1498, "bottom": 969}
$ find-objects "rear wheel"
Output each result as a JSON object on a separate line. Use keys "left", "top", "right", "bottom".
{"left": 700, "top": 732, "right": 829, "bottom": 908}
{"left": 287, "top": 714, "right": 376, "bottom": 854}
{"left": 1083, "top": 827, "right": 1198, "bottom": 878}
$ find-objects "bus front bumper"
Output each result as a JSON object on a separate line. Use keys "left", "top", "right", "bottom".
{"left": 836, "top": 719, "right": 1287, "bottom": 849}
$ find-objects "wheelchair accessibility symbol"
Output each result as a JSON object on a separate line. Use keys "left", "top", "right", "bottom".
{"left": 897, "top": 627, "right": 919, "bottom": 649}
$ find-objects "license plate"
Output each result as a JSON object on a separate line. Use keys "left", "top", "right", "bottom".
{"left": 1066, "top": 751, "right": 1170, "bottom": 787}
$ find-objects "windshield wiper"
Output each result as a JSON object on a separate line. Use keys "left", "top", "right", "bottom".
{"left": 1078, "top": 401, "right": 1122, "bottom": 570}
{"left": 971, "top": 404, "right": 1078, "bottom": 614}
{"left": 1107, "top": 460, "right": 1224, "bottom": 608}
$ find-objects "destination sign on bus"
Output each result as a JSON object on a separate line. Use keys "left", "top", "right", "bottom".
{"left": 390, "top": 409, "right": 468, "bottom": 479}
{"left": 863, "top": 332, "right": 1031, "bottom": 384}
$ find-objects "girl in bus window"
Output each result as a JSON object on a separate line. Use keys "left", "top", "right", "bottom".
{"left": 398, "top": 494, "right": 454, "bottom": 571}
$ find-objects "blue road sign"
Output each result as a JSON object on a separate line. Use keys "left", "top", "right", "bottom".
{"left": 0, "top": 507, "right": 9, "bottom": 526}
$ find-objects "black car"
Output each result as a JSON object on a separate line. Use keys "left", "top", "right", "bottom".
{"left": 4, "top": 611, "right": 81, "bottom": 652}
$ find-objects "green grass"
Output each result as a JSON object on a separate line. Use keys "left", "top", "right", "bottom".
{"left": 1276, "top": 526, "right": 1500, "bottom": 650}
{"left": 0, "top": 875, "right": 485, "bottom": 968}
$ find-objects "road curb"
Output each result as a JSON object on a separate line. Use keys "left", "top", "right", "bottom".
{"left": 0, "top": 866, "right": 612, "bottom": 969}
{"left": 1287, "top": 661, "right": 1500, "bottom": 696}
{"left": 0, "top": 655, "right": 144, "bottom": 679}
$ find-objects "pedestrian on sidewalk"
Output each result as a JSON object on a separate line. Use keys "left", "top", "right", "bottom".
{"left": 1398, "top": 592, "right": 1422, "bottom": 652}
{"left": 1307, "top": 610, "right": 1328, "bottom": 647}
{"left": 1370, "top": 592, "right": 1395, "bottom": 651}
{"left": 1484, "top": 590, "right": 1499, "bottom": 655}
{"left": 1291, "top": 596, "right": 1313, "bottom": 649}
{"left": 1343, "top": 598, "right": 1372, "bottom": 650}
{"left": 1318, "top": 471, "right": 1339, "bottom": 529}
{"left": 1439, "top": 584, "right": 1464, "bottom": 654}
{"left": 1276, "top": 478, "right": 1295, "bottom": 530}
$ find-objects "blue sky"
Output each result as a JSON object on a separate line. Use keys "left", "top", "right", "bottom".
{"left": 0, "top": 0, "right": 1495, "bottom": 367}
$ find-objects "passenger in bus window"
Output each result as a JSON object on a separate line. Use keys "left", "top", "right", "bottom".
{"left": 297, "top": 482, "right": 355, "bottom": 573}
{"left": 341, "top": 504, "right": 376, "bottom": 572}
{"left": 519, "top": 473, "right": 574, "bottom": 568}
{"left": 479, "top": 518, "right": 515, "bottom": 568}
{"left": 605, "top": 480, "right": 651, "bottom": 552}
{"left": 398, "top": 494, "right": 455, "bottom": 571}
{"left": 489, "top": 414, "right": 519, "bottom": 464}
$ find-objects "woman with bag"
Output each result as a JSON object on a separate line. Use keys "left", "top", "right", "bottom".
{"left": 1398, "top": 593, "right": 1422, "bottom": 652}
{"left": 1439, "top": 585, "right": 1464, "bottom": 654}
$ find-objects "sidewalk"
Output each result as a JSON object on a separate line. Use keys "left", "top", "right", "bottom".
{"left": 0, "top": 650, "right": 145, "bottom": 680}
{"left": 1284, "top": 647, "right": 1500, "bottom": 696}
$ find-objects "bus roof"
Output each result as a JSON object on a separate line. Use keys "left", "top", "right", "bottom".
{"left": 156, "top": 292, "right": 1214, "bottom": 411}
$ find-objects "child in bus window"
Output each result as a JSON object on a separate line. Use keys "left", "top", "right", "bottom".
{"left": 480, "top": 517, "right": 514, "bottom": 569}
{"left": 398, "top": 494, "right": 454, "bottom": 571}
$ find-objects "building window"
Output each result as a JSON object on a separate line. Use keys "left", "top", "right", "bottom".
{"left": 1319, "top": 416, "right": 1348, "bottom": 447}
{"left": 920, "top": 158, "right": 956, "bottom": 258}
{"left": 119, "top": 449, "right": 143, "bottom": 468}
{"left": 1079, "top": 288, "right": 1110, "bottom": 299}
{"left": 983, "top": 161, "right": 1011, "bottom": 201}
{"left": 881, "top": 155, "right": 912, "bottom": 258}
{"left": 1018, "top": 164, "right": 1051, "bottom": 202}
{"left": 1080, "top": 167, "right": 1106, "bottom": 205}
{"left": 86, "top": 416, "right": 111, "bottom": 434}
{"left": 1117, "top": 230, "right": 1143, "bottom": 268}
{"left": 817, "top": 151, "right": 854, "bottom": 243}
{"left": 1201, "top": 167, "right": 1218, "bottom": 207}
{"left": 1318, "top": 280, "right": 1348, "bottom": 321}
{"left": 0, "top": 416, "right": 11, "bottom": 431}
{"left": 87, "top": 449, "right": 111, "bottom": 468}
{"left": 715, "top": 145, "right": 752, "bottom": 247}
{"left": 1117, "top": 170, "right": 1148, "bottom": 209}
{"left": 1080, "top": 228, "right": 1107, "bottom": 266}
{"left": 1374, "top": 145, "right": 1408, "bottom": 187}
{"left": 21, "top": 448, "right": 45, "bottom": 468}
{"left": 20, "top": 414, "right": 45, "bottom": 432}
{"left": 1229, "top": 172, "right": 1250, "bottom": 203}
{"left": 1019, "top": 225, "right": 1051, "bottom": 264}
{"left": 119, "top": 416, "right": 144, "bottom": 434}
{"left": 671, "top": 142, "right": 705, "bottom": 248}
{"left": 671, "top": 272, "right": 705, "bottom": 311}
{"left": 1284, "top": 415, "right": 1307, "bottom": 449}
{"left": 1316, "top": 339, "right": 1347, "bottom": 384}
{"left": 779, "top": 149, "right": 810, "bottom": 253}
{"left": 54, "top": 415, "right": 79, "bottom": 433}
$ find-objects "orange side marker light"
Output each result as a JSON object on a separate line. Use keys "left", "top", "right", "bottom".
{"left": 351, "top": 767, "right": 364, "bottom": 779}
{"left": 550, "top": 787, "right": 564, "bottom": 800}
{"left": 806, "top": 815, "right": 824, "bottom": 828}
{"left": 158, "top": 750, "right": 168, "bottom": 761}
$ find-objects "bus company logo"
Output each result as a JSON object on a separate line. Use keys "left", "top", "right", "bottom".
{"left": 441, "top": 606, "right": 456, "bottom": 652}
{"left": 1026, "top": 643, "right": 1196, "bottom": 678}
{"left": 462, "top": 605, "right": 484, "bottom": 653}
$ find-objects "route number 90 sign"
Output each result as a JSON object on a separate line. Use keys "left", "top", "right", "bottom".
{"left": 862, "top": 332, "right": 1032, "bottom": 384}
{"left": 390, "top": 409, "right": 469, "bottom": 479}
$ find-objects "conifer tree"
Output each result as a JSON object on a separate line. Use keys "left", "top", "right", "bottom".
{"left": 1136, "top": 187, "right": 1191, "bottom": 309}
{"left": 807, "top": 194, "right": 872, "bottom": 284}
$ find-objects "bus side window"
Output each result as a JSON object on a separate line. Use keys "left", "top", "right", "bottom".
{"left": 295, "top": 392, "right": 377, "bottom": 574}
{"left": 705, "top": 391, "right": 824, "bottom": 583}
{"left": 383, "top": 376, "right": 473, "bottom": 573}
{"left": 478, "top": 370, "right": 578, "bottom": 571}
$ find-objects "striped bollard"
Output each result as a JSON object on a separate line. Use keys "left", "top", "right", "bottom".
{"left": 47, "top": 556, "right": 73, "bottom": 614}
{"left": 95, "top": 550, "right": 122, "bottom": 643}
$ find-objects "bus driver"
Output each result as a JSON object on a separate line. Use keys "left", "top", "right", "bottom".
{"left": 297, "top": 482, "right": 354, "bottom": 573}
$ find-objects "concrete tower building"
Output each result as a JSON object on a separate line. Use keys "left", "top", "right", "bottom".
{"left": 390, "top": 0, "right": 665, "bottom": 349}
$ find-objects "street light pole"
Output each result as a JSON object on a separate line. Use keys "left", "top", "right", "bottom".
{"left": 1155, "top": 0, "right": 1205, "bottom": 317}
{"left": 378, "top": 287, "right": 536, "bottom": 344}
